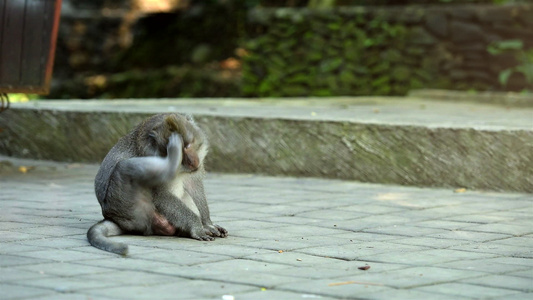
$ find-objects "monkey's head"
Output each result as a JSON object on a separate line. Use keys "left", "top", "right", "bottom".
{"left": 136, "top": 113, "right": 208, "bottom": 173}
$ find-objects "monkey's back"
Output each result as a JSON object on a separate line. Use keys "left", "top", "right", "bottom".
{"left": 94, "top": 133, "right": 136, "bottom": 204}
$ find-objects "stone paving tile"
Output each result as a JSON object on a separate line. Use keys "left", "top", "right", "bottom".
{"left": 0, "top": 267, "right": 51, "bottom": 283}
{"left": 416, "top": 282, "right": 519, "bottom": 298}
{"left": 275, "top": 277, "right": 389, "bottom": 299}
{"left": 32, "top": 293, "right": 119, "bottom": 300}
{"left": 18, "top": 275, "right": 126, "bottom": 293}
{"left": 426, "top": 230, "right": 512, "bottom": 242}
{"left": 410, "top": 219, "right": 480, "bottom": 230}
{"left": 386, "top": 236, "right": 470, "bottom": 249}
{"left": 0, "top": 158, "right": 531, "bottom": 299}
{"left": 463, "top": 274, "right": 533, "bottom": 293}
{"left": 0, "top": 283, "right": 52, "bottom": 299}
{"left": 87, "top": 279, "right": 257, "bottom": 300}
{"left": 328, "top": 266, "right": 487, "bottom": 289}
{"left": 232, "top": 289, "right": 339, "bottom": 300}
{"left": 359, "top": 248, "right": 499, "bottom": 266}
{"left": 500, "top": 292, "right": 533, "bottom": 300}
{"left": 361, "top": 225, "right": 445, "bottom": 237}
{"left": 295, "top": 241, "right": 431, "bottom": 261}
{"left": 13, "top": 248, "right": 113, "bottom": 262}
{"left": 449, "top": 242, "right": 532, "bottom": 256}
{"left": 0, "top": 254, "right": 48, "bottom": 267}
{"left": 363, "top": 287, "right": 472, "bottom": 299}
{"left": 492, "top": 236, "right": 533, "bottom": 248}
{"left": 15, "top": 236, "right": 90, "bottom": 249}
{"left": 14, "top": 261, "right": 113, "bottom": 277}
{"left": 434, "top": 258, "right": 532, "bottom": 274}
{"left": 465, "top": 223, "right": 533, "bottom": 236}
{"left": 0, "top": 242, "right": 50, "bottom": 253}
{"left": 163, "top": 266, "right": 306, "bottom": 290}
{"left": 506, "top": 269, "right": 533, "bottom": 278}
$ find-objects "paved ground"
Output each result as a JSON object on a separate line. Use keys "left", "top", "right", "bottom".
{"left": 0, "top": 157, "right": 531, "bottom": 300}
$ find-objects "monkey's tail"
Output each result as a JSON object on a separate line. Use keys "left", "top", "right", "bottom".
{"left": 87, "top": 220, "right": 128, "bottom": 256}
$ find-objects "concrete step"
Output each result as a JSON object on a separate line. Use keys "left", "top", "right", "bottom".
{"left": 0, "top": 97, "right": 531, "bottom": 192}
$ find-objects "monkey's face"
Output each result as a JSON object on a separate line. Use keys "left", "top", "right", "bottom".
{"left": 142, "top": 114, "right": 208, "bottom": 174}
{"left": 179, "top": 120, "right": 209, "bottom": 173}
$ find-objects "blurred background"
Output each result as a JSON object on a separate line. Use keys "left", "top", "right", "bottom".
{"left": 16, "top": 0, "right": 533, "bottom": 101}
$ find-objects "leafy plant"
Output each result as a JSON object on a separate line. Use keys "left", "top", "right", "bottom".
{"left": 488, "top": 40, "right": 533, "bottom": 90}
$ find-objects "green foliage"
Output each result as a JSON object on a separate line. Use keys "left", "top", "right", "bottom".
{"left": 47, "top": 66, "right": 241, "bottom": 99}
{"left": 242, "top": 11, "right": 434, "bottom": 97}
{"left": 6, "top": 94, "right": 40, "bottom": 102}
{"left": 488, "top": 40, "right": 533, "bottom": 90}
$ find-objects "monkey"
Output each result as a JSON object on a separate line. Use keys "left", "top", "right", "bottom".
{"left": 87, "top": 113, "right": 227, "bottom": 255}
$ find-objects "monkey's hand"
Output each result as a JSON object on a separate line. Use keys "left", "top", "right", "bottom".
{"left": 205, "top": 224, "right": 228, "bottom": 238}
{"left": 190, "top": 225, "right": 215, "bottom": 241}
{"left": 166, "top": 133, "right": 183, "bottom": 176}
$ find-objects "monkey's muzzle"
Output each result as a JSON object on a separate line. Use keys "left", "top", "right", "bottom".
{"left": 183, "top": 146, "right": 200, "bottom": 172}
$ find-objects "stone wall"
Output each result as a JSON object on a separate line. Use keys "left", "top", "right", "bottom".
{"left": 243, "top": 4, "right": 533, "bottom": 97}
{"left": 49, "top": 0, "right": 244, "bottom": 98}
{"left": 49, "top": 3, "right": 532, "bottom": 98}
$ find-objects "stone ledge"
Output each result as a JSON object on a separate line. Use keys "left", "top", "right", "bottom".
{"left": 409, "top": 89, "right": 533, "bottom": 108}
{"left": 0, "top": 98, "right": 531, "bottom": 192}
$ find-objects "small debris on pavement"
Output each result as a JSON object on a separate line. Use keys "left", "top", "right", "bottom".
{"left": 328, "top": 280, "right": 383, "bottom": 287}
{"left": 454, "top": 188, "right": 467, "bottom": 193}
{"left": 278, "top": 250, "right": 283, "bottom": 253}
{"left": 358, "top": 265, "right": 370, "bottom": 270}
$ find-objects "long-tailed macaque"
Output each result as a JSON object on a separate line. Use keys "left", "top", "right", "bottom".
{"left": 87, "top": 113, "right": 227, "bottom": 255}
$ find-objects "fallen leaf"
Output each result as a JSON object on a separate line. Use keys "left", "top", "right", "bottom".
{"left": 328, "top": 280, "right": 383, "bottom": 287}
{"left": 358, "top": 265, "right": 370, "bottom": 270}
{"left": 18, "top": 166, "right": 28, "bottom": 174}
{"left": 278, "top": 250, "right": 283, "bottom": 253}
{"left": 260, "top": 287, "right": 267, "bottom": 291}
{"left": 454, "top": 188, "right": 467, "bottom": 193}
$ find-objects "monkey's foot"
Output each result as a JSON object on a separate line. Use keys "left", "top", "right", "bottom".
{"left": 205, "top": 224, "right": 228, "bottom": 238}
{"left": 190, "top": 227, "right": 215, "bottom": 241}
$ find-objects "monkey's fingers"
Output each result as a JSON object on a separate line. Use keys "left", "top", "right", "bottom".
{"left": 204, "top": 225, "right": 222, "bottom": 237}
{"left": 190, "top": 228, "right": 215, "bottom": 241}
{"left": 214, "top": 224, "right": 228, "bottom": 238}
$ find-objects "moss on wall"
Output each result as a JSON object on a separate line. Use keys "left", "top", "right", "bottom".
{"left": 242, "top": 5, "right": 532, "bottom": 97}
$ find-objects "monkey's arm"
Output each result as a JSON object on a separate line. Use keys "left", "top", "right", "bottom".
{"left": 116, "top": 133, "right": 182, "bottom": 187}
{"left": 185, "top": 176, "right": 228, "bottom": 238}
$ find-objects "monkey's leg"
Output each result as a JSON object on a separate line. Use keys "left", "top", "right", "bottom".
{"left": 153, "top": 191, "right": 215, "bottom": 241}
{"left": 104, "top": 133, "right": 183, "bottom": 234}
{"left": 184, "top": 177, "right": 228, "bottom": 238}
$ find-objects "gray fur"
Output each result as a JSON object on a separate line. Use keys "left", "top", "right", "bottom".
{"left": 87, "top": 113, "right": 227, "bottom": 255}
